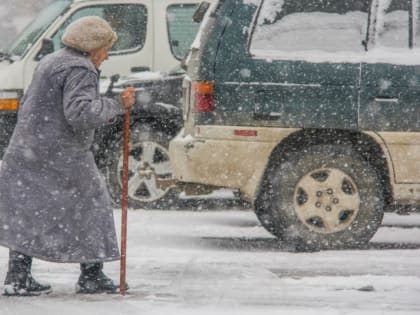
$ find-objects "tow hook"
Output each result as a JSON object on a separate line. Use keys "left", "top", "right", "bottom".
{"left": 151, "top": 176, "right": 221, "bottom": 195}
{"left": 154, "top": 178, "right": 178, "bottom": 189}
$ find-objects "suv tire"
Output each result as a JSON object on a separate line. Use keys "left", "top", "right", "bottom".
{"left": 105, "top": 124, "right": 178, "bottom": 209}
{"left": 256, "top": 144, "right": 385, "bottom": 250}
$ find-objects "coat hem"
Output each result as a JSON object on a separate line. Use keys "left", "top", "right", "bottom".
{"left": 0, "top": 242, "right": 120, "bottom": 264}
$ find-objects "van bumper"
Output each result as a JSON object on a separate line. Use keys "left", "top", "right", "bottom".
{"left": 169, "top": 129, "right": 274, "bottom": 201}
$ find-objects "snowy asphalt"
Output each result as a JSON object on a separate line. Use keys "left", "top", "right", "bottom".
{"left": 1, "top": 207, "right": 420, "bottom": 315}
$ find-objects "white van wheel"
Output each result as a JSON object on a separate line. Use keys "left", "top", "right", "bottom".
{"left": 105, "top": 124, "right": 178, "bottom": 209}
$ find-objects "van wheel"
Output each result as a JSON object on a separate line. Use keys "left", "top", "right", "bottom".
{"left": 255, "top": 144, "right": 384, "bottom": 250}
{"left": 105, "top": 124, "right": 178, "bottom": 209}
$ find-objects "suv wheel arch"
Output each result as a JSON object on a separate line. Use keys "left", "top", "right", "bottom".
{"left": 254, "top": 129, "right": 392, "bottom": 250}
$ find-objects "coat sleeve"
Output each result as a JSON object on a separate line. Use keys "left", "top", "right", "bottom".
{"left": 62, "top": 67, "right": 125, "bottom": 130}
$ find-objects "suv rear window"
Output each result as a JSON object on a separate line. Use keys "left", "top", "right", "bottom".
{"left": 251, "top": 0, "right": 370, "bottom": 54}
{"left": 166, "top": 4, "right": 200, "bottom": 59}
{"left": 376, "top": 0, "right": 409, "bottom": 48}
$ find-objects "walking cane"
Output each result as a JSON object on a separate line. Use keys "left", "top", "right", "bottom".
{"left": 120, "top": 90, "right": 130, "bottom": 296}
{"left": 106, "top": 74, "right": 129, "bottom": 295}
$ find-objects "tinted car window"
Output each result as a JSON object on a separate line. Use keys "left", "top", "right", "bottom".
{"left": 51, "top": 4, "right": 147, "bottom": 53}
{"left": 376, "top": 0, "right": 409, "bottom": 48}
{"left": 166, "top": 4, "right": 199, "bottom": 59}
{"left": 251, "top": 0, "right": 369, "bottom": 54}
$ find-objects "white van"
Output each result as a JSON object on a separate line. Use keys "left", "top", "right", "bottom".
{"left": 0, "top": 0, "right": 203, "bottom": 126}
{"left": 0, "top": 0, "right": 213, "bottom": 209}
{"left": 0, "top": 0, "right": 203, "bottom": 83}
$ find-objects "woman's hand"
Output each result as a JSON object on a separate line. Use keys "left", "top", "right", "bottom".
{"left": 120, "top": 87, "right": 136, "bottom": 109}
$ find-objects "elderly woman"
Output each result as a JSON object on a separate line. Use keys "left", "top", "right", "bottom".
{"left": 0, "top": 16, "right": 135, "bottom": 296}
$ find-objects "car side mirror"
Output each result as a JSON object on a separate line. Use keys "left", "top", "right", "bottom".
{"left": 192, "top": 1, "right": 210, "bottom": 23}
{"left": 36, "top": 38, "right": 54, "bottom": 60}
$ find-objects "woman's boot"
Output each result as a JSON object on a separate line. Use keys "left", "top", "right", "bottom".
{"left": 76, "top": 262, "right": 127, "bottom": 294}
{"left": 3, "top": 250, "right": 51, "bottom": 296}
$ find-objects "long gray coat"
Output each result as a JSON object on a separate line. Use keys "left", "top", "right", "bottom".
{"left": 0, "top": 48, "right": 124, "bottom": 263}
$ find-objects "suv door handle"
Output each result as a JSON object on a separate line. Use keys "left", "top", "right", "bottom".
{"left": 253, "top": 113, "right": 281, "bottom": 120}
{"left": 374, "top": 97, "right": 399, "bottom": 103}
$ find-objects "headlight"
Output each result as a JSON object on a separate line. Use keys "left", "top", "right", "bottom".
{"left": 0, "top": 91, "right": 19, "bottom": 111}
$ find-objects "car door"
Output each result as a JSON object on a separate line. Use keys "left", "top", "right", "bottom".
{"left": 360, "top": 0, "right": 420, "bottom": 184}
{"left": 247, "top": 0, "right": 370, "bottom": 129}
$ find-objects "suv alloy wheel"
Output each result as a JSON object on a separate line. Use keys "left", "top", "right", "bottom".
{"left": 255, "top": 144, "right": 385, "bottom": 250}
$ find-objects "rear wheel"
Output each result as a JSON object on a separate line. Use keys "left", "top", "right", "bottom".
{"left": 105, "top": 124, "right": 178, "bottom": 209}
{"left": 255, "top": 144, "right": 385, "bottom": 250}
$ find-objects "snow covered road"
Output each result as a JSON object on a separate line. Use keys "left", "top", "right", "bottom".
{"left": 1, "top": 209, "right": 420, "bottom": 314}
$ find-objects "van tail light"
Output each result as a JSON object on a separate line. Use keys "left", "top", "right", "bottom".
{"left": 0, "top": 99, "right": 19, "bottom": 111}
{"left": 0, "top": 91, "right": 19, "bottom": 111}
{"left": 194, "top": 81, "right": 214, "bottom": 112}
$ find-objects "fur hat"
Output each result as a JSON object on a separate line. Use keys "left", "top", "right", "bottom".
{"left": 61, "top": 16, "right": 118, "bottom": 53}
